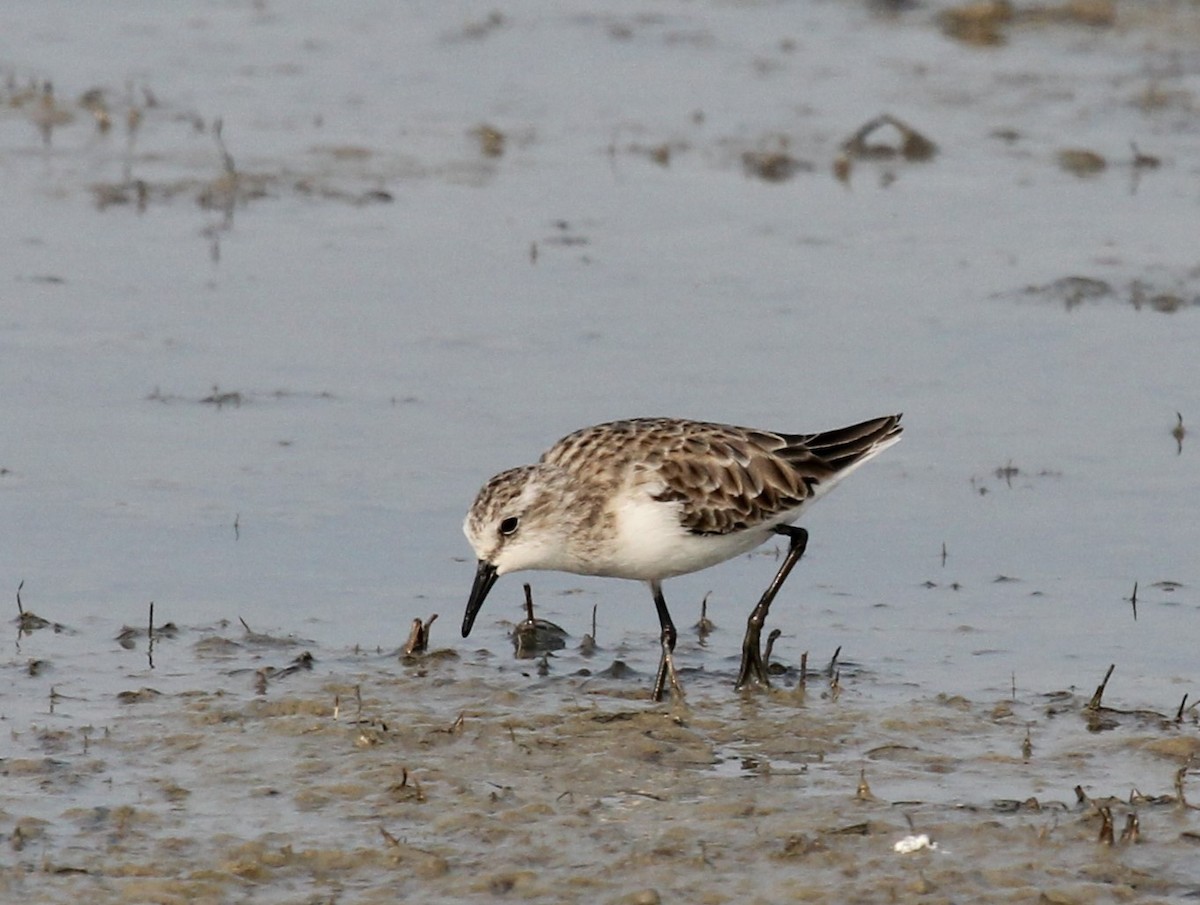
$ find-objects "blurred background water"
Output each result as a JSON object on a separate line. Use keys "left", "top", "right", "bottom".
{"left": 2, "top": 0, "right": 1197, "bottom": 717}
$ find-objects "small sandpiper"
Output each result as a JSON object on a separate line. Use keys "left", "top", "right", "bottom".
{"left": 462, "top": 414, "right": 902, "bottom": 699}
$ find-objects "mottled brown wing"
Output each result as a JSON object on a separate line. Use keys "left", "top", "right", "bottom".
{"left": 645, "top": 424, "right": 826, "bottom": 535}
{"left": 542, "top": 415, "right": 902, "bottom": 537}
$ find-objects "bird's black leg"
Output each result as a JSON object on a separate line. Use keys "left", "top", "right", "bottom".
{"left": 650, "top": 580, "right": 683, "bottom": 701}
{"left": 736, "top": 525, "right": 809, "bottom": 690}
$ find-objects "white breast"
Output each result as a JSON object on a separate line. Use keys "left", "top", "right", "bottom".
{"left": 595, "top": 488, "right": 777, "bottom": 581}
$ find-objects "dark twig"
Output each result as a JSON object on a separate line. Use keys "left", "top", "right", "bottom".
{"left": 578, "top": 603, "right": 598, "bottom": 655}
{"left": 764, "top": 628, "right": 782, "bottom": 673}
{"left": 213, "top": 117, "right": 236, "bottom": 177}
{"left": 512, "top": 584, "right": 567, "bottom": 658}
{"left": 827, "top": 648, "right": 843, "bottom": 696}
{"left": 827, "top": 645, "right": 842, "bottom": 677}
{"left": 438, "top": 712, "right": 465, "bottom": 734}
{"left": 147, "top": 601, "right": 155, "bottom": 670}
{"left": 15, "top": 580, "right": 55, "bottom": 638}
{"left": 1086, "top": 664, "right": 1116, "bottom": 711}
{"left": 840, "top": 114, "right": 937, "bottom": 162}
{"left": 1176, "top": 762, "right": 1192, "bottom": 809}
{"left": 695, "top": 593, "right": 715, "bottom": 642}
{"left": 856, "top": 768, "right": 874, "bottom": 801}
{"left": 1097, "top": 806, "right": 1114, "bottom": 845}
{"left": 1119, "top": 813, "right": 1140, "bottom": 844}
{"left": 996, "top": 460, "right": 1018, "bottom": 488}
{"left": 403, "top": 613, "right": 438, "bottom": 656}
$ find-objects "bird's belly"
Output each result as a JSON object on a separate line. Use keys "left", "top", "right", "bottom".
{"left": 591, "top": 496, "right": 773, "bottom": 581}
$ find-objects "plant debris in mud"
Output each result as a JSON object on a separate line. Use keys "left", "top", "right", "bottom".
{"left": 11, "top": 622, "right": 1200, "bottom": 902}
{"left": 471, "top": 122, "right": 506, "bottom": 158}
{"left": 1080, "top": 663, "right": 1199, "bottom": 733}
{"left": 146, "top": 385, "right": 338, "bottom": 406}
{"left": 741, "top": 149, "right": 812, "bottom": 183}
{"left": 1016, "top": 274, "right": 1200, "bottom": 312}
{"left": 1057, "top": 147, "right": 1107, "bottom": 176}
{"left": 840, "top": 114, "right": 937, "bottom": 162}
{"left": 1, "top": 75, "right": 396, "bottom": 222}
{"left": 14, "top": 581, "right": 70, "bottom": 636}
{"left": 402, "top": 614, "right": 439, "bottom": 656}
{"left": 93, "top": 116, "right": 396, "bottom": 214}
{"left": 250, "top": 651, "right": 315, "bottom": 695}
{"left": 968, "top": 461, "right": 1061, "bottom": 495}
{"left": 834, "top": 114, "right": 936, "bottom": 185}
{"left": 939, "top": 0, "right": 1115, "bottom": 47}
{"left": 236, "top": 617, "right": 312, "bottom": 648}
{"left": 115, "top": 621, "right": 179, "bottom": 649}
{"left": 511, "top": 584, "right": 568, "bottom": 659}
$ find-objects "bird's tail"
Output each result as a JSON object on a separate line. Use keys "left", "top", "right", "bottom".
{"left": 790, "top": 413, "right": 903, "bottom": 477}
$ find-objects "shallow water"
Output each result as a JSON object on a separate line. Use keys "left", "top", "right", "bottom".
{"left": 3, "top": 1, "right": 1200, "bottom": 901}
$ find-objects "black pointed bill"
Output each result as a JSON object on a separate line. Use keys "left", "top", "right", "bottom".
{"left": 462, "top": 559, "right": 499, "bottom": 637}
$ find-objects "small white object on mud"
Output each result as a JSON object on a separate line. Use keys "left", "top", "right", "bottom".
{"left": 893, "top": 834, "right": 938, "bottom": 854}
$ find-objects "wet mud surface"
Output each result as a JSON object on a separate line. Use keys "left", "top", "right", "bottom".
{"left": 6, "top": 611, "right": 1200, "bottom": 904}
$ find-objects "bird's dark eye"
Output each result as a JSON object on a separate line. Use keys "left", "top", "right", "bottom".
{"left": 499, "top": 516, "right": 520, "bottom": 537}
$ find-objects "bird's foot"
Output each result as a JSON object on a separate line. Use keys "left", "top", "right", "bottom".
{"left": 652, "top": 642, "right": 686, "bottom": 702}
{"left": 735, "top": 620, "right": 771, "bottom": 691}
